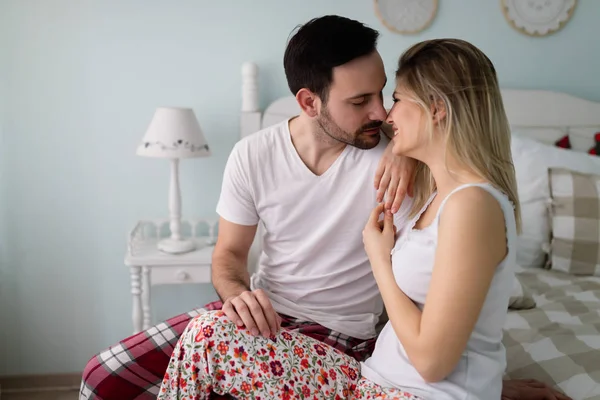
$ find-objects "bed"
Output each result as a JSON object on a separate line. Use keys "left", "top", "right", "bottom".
{"left": 238, "top": 62, "right": 600, "bottom": 399}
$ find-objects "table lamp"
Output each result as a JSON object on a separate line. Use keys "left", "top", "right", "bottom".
{"left": 137, "top": 107, "right": 211, "bottom": 254}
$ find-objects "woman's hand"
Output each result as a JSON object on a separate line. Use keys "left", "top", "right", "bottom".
{"left": 363, "top": 203, "right": 396, "bottom": 267}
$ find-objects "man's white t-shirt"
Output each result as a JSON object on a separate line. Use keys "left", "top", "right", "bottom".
{"left": 216, "top": 118, "right": 406, "bottom": 339}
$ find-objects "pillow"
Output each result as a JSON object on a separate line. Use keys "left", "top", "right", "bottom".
{"left": 510, "top": 126, "right": 566, "bottom": 147}
{"left": 547, "top": 167, "right": 600, "bottom": 276}
{"left": 511, "top": 126, "right": 600, "bottom": 153}
{"left": 510, "top": 133, "right": 600, "bottom": 268}
{"left": 554, "top": 134, "right": 571, "bottom": 149}
{"left": 509, "top": 277, "right": 536, "bottom": 310}
{"left": 568, "top": 127, "right": 600, "bottom": 154}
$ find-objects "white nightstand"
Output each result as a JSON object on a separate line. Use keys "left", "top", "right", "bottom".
{"left": 125, "top": 218, "right": 218, "bottom": 334}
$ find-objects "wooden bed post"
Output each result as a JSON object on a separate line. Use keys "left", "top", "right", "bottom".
{"left": 240, "top": 62, "right": 262, "bottom": 139}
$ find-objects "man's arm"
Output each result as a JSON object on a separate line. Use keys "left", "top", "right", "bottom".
{"left": 212, "top": 218, "right": 257, "bottom": 302}
{"left": 212, "top": 218, "right": 279, "bottom": 337}
{"left": 211, "top": 141, "right": 280, "bottom": 337}
{"left": 373, "top": 123, "right": 416, "bottom": 214}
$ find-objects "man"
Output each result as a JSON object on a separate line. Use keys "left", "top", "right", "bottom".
{"left": 81, "top": 15, "right": 570, "bottom": 400}
{"left": 80, "top": 15, "right": 409, "bottom": 400}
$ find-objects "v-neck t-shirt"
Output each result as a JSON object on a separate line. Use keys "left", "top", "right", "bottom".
{"left": 216, "top": 118, "right": 404, "bottom": 339}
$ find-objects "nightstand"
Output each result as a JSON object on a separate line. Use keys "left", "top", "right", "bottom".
{"left": 125, "top": 218, "right": 218, "bottom": 334}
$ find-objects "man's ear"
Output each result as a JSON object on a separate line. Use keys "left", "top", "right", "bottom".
{"left": 296, "top": 88, "right": 320, "bottom": 117}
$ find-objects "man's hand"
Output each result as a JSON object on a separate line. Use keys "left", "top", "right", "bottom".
{"left": 501, "top": 379, "right": 572, "bottom": 400}
{"left": 222, "top": 289, "right": 280, "bottom": 337}
{"left": 374, "top": 138, "right": 416, "bottom": 213}
{"left": 212, "top": 218, "right": 279, "bottom": 336}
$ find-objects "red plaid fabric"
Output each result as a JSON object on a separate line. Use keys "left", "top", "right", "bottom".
{"left": 80, "top": 300, "right": 376, "bottom": 399}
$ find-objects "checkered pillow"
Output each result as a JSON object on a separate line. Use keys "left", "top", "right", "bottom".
{"left": 547, "top": 167, "right": 600, "bottom": 276}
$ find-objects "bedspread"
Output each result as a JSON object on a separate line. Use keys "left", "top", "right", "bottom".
{"left": 503, "top": 269, "right": 600, "bottom": 400}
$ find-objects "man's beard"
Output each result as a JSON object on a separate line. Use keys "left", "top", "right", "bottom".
{"left": 316, "top": 106, "right": 382, "bottom": 150}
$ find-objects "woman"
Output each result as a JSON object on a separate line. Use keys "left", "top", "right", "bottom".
{"left": 158, "top": 38, "right": 520, "bottom": 399}
{"left": 358, "top": 38, "right": 520, "bottom": 399}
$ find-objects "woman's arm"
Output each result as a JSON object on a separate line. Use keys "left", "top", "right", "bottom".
{"left": 371, "top": 187, "right": 507, "bottom": 382}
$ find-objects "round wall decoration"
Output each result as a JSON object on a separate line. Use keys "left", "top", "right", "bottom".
{"left": 374, "top": 0, "right": 438, "bottom": 34}
{"left": 501, "top": 0, "right": 577, "bottom": 37}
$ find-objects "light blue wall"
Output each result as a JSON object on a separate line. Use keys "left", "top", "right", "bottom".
{"left": 1, "top": 0, "right": 598, "bottom": 375}
{"left": 0, "top": 1, "right": 9, "bottom": 375}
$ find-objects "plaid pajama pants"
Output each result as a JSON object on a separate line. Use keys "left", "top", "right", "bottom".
{"left": 79, "top": 301, "right": 377, "bottom": 399}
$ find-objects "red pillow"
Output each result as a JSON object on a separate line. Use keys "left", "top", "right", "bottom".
{"left": 555, "top": 134, "right": 571, "bottom": 149}
{"left": 588, "top": 132, "right": 600, "bottom": 155}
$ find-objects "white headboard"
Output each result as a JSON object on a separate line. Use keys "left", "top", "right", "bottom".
{"left": 239, "top": 61, "right": 600, "bottom": 152}
{"left": 239, "top": 61, "right": 600, "bottom": 273}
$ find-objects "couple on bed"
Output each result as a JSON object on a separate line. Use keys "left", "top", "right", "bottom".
{"left": 81, "top": 15, "right": 571, "bottom": 400}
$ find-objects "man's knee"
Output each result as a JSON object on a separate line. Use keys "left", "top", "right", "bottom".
{"left": 190, "top": 310, "right": 236, "bottom": 338}
{"left": 80, "top": 352, "right": 103, "bottom": 398}
{"left": 81, "top": 354, "right": 95, "bottom": 381}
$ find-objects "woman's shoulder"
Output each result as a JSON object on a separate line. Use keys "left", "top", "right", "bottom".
{"left": 438, "top": 185, "right": 511, "bottom": 262}
{"left": 442, "top": 183, "right": 513, "bottom": 218}
{"left": 438, "top": 183, "right": 513, "bottom": 238}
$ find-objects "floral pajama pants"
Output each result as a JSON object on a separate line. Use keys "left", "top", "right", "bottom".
{"left": 158, "top": 310, "right": 422, "bottom": 399}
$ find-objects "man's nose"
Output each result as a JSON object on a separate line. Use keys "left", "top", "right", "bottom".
{"left": 371, "top": 102, "right": 387, "bottom": 122}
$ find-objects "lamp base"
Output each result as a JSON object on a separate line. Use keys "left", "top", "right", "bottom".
{"left": 158, "top": 237, "right": 196, "bottom": 254}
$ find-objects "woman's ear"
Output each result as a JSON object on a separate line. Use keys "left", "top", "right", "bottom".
{"left": 431, "top": 99, "right": 447, "bottom": 125}
{"left": 296, "top": 88, "right": 320, "bottom": 117}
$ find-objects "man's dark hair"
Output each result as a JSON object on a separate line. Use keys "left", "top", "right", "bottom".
{"left": 283, "top": 15, "right": 380, "bottom": 103}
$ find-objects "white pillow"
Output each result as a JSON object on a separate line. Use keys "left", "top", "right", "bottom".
{"left": 509, "top": 271, "right": 536, "bottom": 309}
{"left": 510, "top": 126, "right": 566, "bottom": 147}
{"left": 568, "top": 127, "right": 600, "bottom": 152}
{"left": 511, "top": 133, "right": 600, "bottom": 268}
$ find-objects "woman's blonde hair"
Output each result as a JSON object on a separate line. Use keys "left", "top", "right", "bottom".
{"left": 396, "top": 38, "right": 521, "bottom": 232}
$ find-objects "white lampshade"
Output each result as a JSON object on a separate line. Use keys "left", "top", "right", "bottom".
{"left": 137, "top": 107, "right": 211, "bottom": 158}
